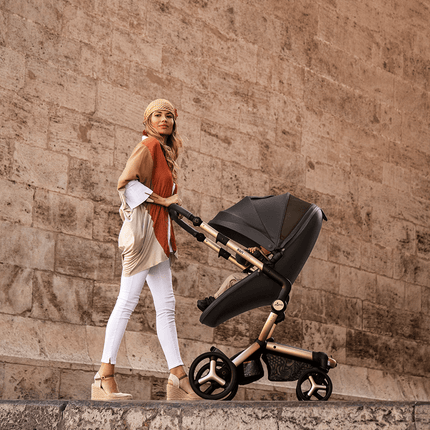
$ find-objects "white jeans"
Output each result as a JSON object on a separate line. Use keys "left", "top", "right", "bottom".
{"left": 101, "top": 259, "right": 183, "bottom": 370}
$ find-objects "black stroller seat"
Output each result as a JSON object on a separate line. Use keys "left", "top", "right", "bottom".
{"left": 200, "top": 194, "right": 326, "bottom": 327}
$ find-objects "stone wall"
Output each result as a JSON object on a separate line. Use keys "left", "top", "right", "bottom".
{"left": 0, "top": 0, "right": 429, "bottom": 401}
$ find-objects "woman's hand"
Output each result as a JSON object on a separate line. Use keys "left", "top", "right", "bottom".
{"left": 149, "top": 192, "right": 181, "bottom": 207}
{"left": 163, "top": 194, "right": 181, "bottom": 207}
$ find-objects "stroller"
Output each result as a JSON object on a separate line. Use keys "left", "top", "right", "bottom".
{"left": 169, "top": 193, "right": 337, "bottom": 401}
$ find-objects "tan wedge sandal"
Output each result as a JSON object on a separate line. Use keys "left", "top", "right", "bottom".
{"left": 166, "top": 374, "right": 201, "bottom": 401}
{"left": 91, "top": 372, "right": 133, "bottom": 401}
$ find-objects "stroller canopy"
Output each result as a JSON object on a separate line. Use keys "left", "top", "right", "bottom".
{"left": 209, "top": 193, "right": 319, "bottom": 252}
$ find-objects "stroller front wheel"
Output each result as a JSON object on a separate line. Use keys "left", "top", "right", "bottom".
{"left": 296, "top": 368, "right": 333, "bottom": 401}
{"left": 189, "top": 351, "right": 238, "bottom": 400}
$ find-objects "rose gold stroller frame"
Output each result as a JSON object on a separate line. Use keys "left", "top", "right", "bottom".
{"left": 169, "top": 204, "right": 337, "bottom": 400}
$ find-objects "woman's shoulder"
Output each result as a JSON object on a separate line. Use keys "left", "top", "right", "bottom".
{"left": 141, "top": 136, "right": 161, "bottom": 150}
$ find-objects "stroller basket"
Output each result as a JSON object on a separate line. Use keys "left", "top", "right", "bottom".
{"left": 262, "top": 352, "right": 313, "bottom": 382}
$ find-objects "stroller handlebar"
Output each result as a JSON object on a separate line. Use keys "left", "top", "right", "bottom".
{"left": 168, "top": 203, "right": 202, "bottom": 226}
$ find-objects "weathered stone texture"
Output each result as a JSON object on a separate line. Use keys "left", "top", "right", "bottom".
{"left": 0, "top": 0, "right": 429, "bottom": 403}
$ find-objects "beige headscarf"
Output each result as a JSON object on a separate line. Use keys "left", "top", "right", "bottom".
{"left": 143, "top": 99, "right": 178, "bottom": 125}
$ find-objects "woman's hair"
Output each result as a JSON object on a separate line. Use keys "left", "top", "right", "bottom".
{"left": 145, "top": 115, "right": 183, "bottom": 183}
{"left": 143, "top": 99, "right": 183, "bottom": 183}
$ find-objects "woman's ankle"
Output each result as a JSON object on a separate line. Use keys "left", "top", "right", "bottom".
{"left": 99, "top": 362, "right": 115, "bottom": 377}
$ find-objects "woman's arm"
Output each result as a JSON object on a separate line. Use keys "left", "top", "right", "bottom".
{"left": 149, "top": 192, "right": 181, "bottom": 207}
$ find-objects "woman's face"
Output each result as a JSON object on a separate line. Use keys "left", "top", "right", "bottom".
{"left": 150, "top": 110, "right": 174, "bottom": 137}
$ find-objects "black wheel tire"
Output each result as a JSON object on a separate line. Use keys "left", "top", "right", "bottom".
{"left": 189, "top": 351, "right": 238, "bottom": 400}
{"left": 296, "top": 368, "right": 333, "bottom": 401}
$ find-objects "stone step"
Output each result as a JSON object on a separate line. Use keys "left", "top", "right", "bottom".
{"left": 0, "top": 400, "right": 429, "bottom": 429}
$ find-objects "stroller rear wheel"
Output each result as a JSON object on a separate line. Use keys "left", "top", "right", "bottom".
{"left": 189, "top": 351, "right": 238, "bottom": 400}
{"left": 296, "top": 368, "right": 332, "bottom": 401}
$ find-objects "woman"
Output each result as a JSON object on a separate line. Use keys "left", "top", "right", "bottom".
{"left": 91, "top": 99, "right": 199, "bottom": 401}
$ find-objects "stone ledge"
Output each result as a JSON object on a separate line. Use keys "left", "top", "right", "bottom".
{"left": 0, "top": 400, "right": 429, "bottom": 430}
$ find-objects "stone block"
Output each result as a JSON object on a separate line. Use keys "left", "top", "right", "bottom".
{"left": 171, "top": 259, "right": 200, "bottom": 298}
{"left": 128, "top": 64, "right": 182, "bottom": 108}
{"left": 412, "top": 170, "right": 430, "bottom": 201}
{"left": 403, "top": 340, "right": 430, "bottom": 377}
{"left": 7, "top": 14, "right": 81, "bottom": 72}
{"left": 396, "top": 193, "right": 429, "bottom": 228}
{"left": 203, "top": 69, "right": 246, "bottom": 129}
{"left": 86, "top": 325, "right": 131, "bottom": 370}
{"left": 0, "top": 9, "right": 5, "bottom": 45}
{"left": 41, "top": 320, "right": 91, "bottom": 364}
{"left": 125, "top": 332, "right": 167, "bottom": 373}
{"left": 79, "top": 43, "right": 130, "bottom": 87}
{"left": 390, "top": 139, "right": 430, "bottom": 174}
{"left": 394, "top": 79, "right": 428, "bottom": 120}
{"left": 401, "top": 114, "right": 430, "bottom": 155}
{"left": 112, "top": 27, "right": 162, "bottom": 70}
{"left": 422, "top": 286, "right": 430, "bottom": 315}
{"left": 393, "top": 252, "right": 430, "bottom": 288}
{"left": 113, "top": 127, "right": 143, "bottom": 170}
{"left": 301, "top": 257, "right": 340, "bottom": 294}
{"left": 303, "top": 320, "right": 347, "bottom": 363}
{"left": 63, "top": 4, "right": 112, "bottom": 53}
{"left": 324, "top": 292, "right": 362, "bottom": 330}
{"left": 261, "top": 142, "right": 305, "bottom": 190}
{"left": 361, "top": 242, "right": 393, "bottom": 278}
{"left": 346, "top": 329, "right": 403, "bottom": 373}
{"left": 306, "top": 160, "right": 357, "bottom": 203}
{"left": 304, "top": 71, "right": 377, "bottom": 130}
{"left": 202, "top": 27, "right": 258, "bottom": 84}
{"left": 0, "top": 46, "right": 25, "bottom": 91}
{"left": 240, "top": 84, "right": 274, "bottom": 140}
{"left": 371, "top": 209, "right": 416, "bottom": 253}
{"left": 403, "top": 51, "right": 430, "bottom": 92}
{"left": 179, "top": 149, "right": 222, "bottom": 197}
{"left": 0, "top": 88, "right": 50, "bottom": 149}
{"left": 24, "top": 58, "right": 96, "bottom": 114}
{"left": 328, "top": 233, "right": 361, "bottom": 269}
{"left": 176, "top": 296, "right": 213, "bottom": 342}
{"left": 200, "top": 120, "right": 261, "bottom": 170}
{"left": 213, "top": 311, "right": 250, "bottom": 349}
{"left": 55, "top": 234, "right": 116, "bottom": 281}
{"left": 33, "top": 189, "right": 94, "bottom": 239}
{"left": 375, "top": 276, "right": 405, "bottom": 310}
{"left": 96, "top": 81, "right": 148, "bottom": 132}
{"left": 31, "top": 271, "right": 93, "bottom": 325}
{"left": 0, "top": 263, "right": 33, "bottom": 315}
{"left": 146, "top": 1, "right": 202, "bottom": 57}
{"left": 382, "top": 162, "right": 411, "bottom": 192}
{"left": 404, "top": 282, "right": 422, "bottom": 313}
{"left": 339, "top": 265, "right": 377, "bottom": 302}
{"left": 176, "top": 110, "right": 202, "bottom": 155}
{"left": 12, "top": 142, "right": 68, "bottom": 192}
{"left": 92, "top": 204, "right": 122, "bottom": 243}
{"left": 183, "top": 404, "right": 279, "bottom": 430}
{"left": 0, "top": 179, "right": 33, "bottom": 226}
{"left": 362, "top": 302, "right": 396, "bottom": 337}
{"left": 0, "top": 222, "right": 55, "bottom": 271}
{"left": 0, "top": 401, "right": 66, "bottom": 429}
{"left": 221, "top": 161, "right": 270, "bottom": 202}
{"left": 272, "top": 58, "right": 305, "bottom": 102}
{"left": 68, "top": 158, "right": 122, "bottom": 205}
{"left": 5, "top": 0, "right": 64, "bottom": 32}
{"left": 49, "top": 108, "right": 115, "bottom": 166}
{"left": 416, "top": 404, "right": 430, "bottom": 430}
{"left": 2, "top": 363, "right": 60, "bottom": 400}
{"left": 58, "top": 369, "right": 94, "bottom": 400}
{"left": 0, "top": 314, "right": 46, "bottom": 360}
